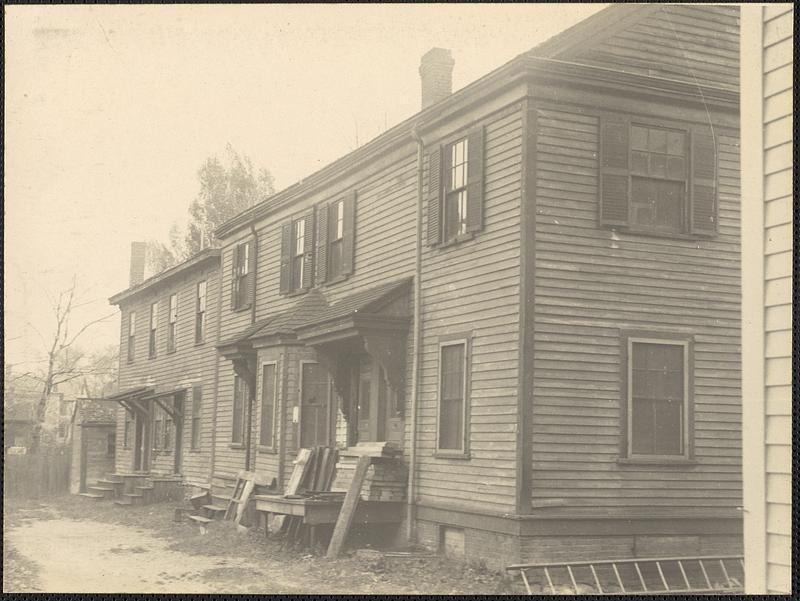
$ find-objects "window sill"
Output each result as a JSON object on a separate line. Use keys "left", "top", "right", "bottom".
{"left": 258, "top": 445, "right": 277, "bottom": 454}
{"left": 437, "top": 232, "right": 475, "bottom": 249}
{"left": 323, "top": 274, "right": 350, "bottom": 288}
{"left": 194, "top": 340, "right": 205, "bottom": 347}
{"left": 434, "top": 450, "right": 471, "bottom": 460}
{"left": 605, "top": 226, "right": 715, "bottom": 242}
{"left": 232, "top": 304, "right": 252, "bottom": 313}
{"left": 284, "top": 288, "right": 309, "bottom": 298}
{"left": 166, "top": 348, "right": 177, "bottom": 355}
{"left": 229, "top": 443, "right": 245, "bottom": 450}
{"left": 188, "top": 447, "right": 201, "bottom": 453}
{"left": 617, "top": 457, "right": 696, "bottom": 467}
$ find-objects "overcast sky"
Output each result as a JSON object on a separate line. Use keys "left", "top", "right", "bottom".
{"left": 4, "top": 3, "right": 607, "bottom": 370}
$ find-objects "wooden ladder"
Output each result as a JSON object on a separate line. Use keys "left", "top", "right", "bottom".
{"left": 506, "top": 555, "right": 745, "bottom": 595}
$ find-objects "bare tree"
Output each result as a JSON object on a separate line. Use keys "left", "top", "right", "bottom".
{"left": 23, "top": 277, "right": 116, "bottom": 454}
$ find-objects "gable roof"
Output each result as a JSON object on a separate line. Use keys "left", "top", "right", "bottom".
{"left": 298, "top": 277, "right": 412, "bottom": 328}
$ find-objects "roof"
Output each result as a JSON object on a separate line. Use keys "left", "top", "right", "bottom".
{"left": 104, "top": 385, "right": 154, "bottom": 402}
{"left": 4, "top": 404, "right": 36, "bottom": 422}
{"left": 109, "top": 248, "right": 221, "bottom": 306}
{"left": 297, "top": 277, "right": 412, "bottom": 328}
{"left": 76, "top": 399, "right": 117, "bottom": 424}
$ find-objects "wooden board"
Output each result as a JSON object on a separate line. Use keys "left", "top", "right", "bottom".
{"left": 272, "top": 449, "right": 313, "bottom": 533}
{"left": 326, "top": 455, "right": 371, "bottom": 559}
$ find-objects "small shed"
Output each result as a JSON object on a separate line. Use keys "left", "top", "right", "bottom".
{"left": 70, "top": 400, "right": 117, "bottom": 494}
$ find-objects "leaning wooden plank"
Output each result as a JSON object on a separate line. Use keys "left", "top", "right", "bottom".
{"left": 273, "top": 449, "right": 313, "bottom": 533}
{"left": 224, "top": 475, "right": 244, "bottom": 520}
{"left": 326, "top": 455, "right": 371, "bottom": 559}
{"left": 234, "top": 478, "right": 256, "bottom": 526}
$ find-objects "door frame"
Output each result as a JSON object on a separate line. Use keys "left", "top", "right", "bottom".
{"left": 173, "top": 392, "right": 184, "bottom": 475}
{"left": 298, "top": 360, "right": 335, "bottom": 448}
{"left": 132, "top": 412, "right": 151, "bottom": 472}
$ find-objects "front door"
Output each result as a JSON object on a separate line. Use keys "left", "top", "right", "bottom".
{"left": 133, "top": 414, "right": 150, "bottom": 472}
{"left": 173, "top": 394, "right": 184, "bottom": 475}
{"left": 353, "top": 354, "right": 404, "bottom": 445}
{"left": 300, "top": 362, "right": 333, "bottom": 448}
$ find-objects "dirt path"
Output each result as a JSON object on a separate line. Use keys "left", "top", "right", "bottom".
{"left": 7, "top": 516, "right": 303, "bottom": 594}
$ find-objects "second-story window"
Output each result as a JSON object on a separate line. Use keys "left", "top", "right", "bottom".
{"left": 232, "top": 241, "right": 252, "bottom": 310}
{"left": 445, "top": 138, "right": 469, "bottom": 241}
{"left": 316, "top": 192, "right": 356, "bottom": 285}
{"left": 127, "top": 311, "right": 136, "bottom": 362}
{"left": 329, "top": 200, "right": 345, "bottom": 279}
{"left": 167, "top": 293, "right": 178, "bottom": 353}
{"left": 195, "top": 280, "right": 207, "bottom": 343}
{"left": 149, "top": 302, "right": 158, "bottom": 359}
{"left": 280, "top": 212, "right": 314, "bottom": 294}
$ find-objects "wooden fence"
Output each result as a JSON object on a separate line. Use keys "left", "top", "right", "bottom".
{"left": 4, "top": 447, "right": 72, "bottom": 498}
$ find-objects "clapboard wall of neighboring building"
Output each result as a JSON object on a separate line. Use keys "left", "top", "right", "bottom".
{"left": 741, "top": 3, "right": 793, "bottom": 595}
{"left": 115, "top": 254, "right": 220, "bottom": 485}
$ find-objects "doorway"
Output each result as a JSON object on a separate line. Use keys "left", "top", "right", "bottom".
{"left": 300, "top": 362, "right": 334, "bottom": 448}
{"left": 133, "top": 414, "right": 150, "bottom": 472}
{"left": 173, "top": 393, "right": 184, "bottom": 475}
{"left": 353, "top": 354, "right": 404, "bottom": 446}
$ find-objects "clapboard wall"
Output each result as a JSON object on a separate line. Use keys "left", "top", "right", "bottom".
{"left": 741, "top": 3, "right": 793, "bottom": 595}
{"left": 529, "top": 98, "right": 742, "bottom": 515}
{"left": 115, "top": 258, "right": 220, "bottom": 485}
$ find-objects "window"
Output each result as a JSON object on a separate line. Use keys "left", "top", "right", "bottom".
{"left": 316, "top": 193, "right": 357, "bottom": 284}
{"left": 127, "top": 311, "right": 136, "bottom": 362}
{"left": 437, "top": 339, "right": 470, "bottom": 454}
{"left": 625, "top": 337, "right": 691, "bottom": 459}
{"left": 107, "top": 433, "right": 116, "bottom": 457}
{"left": 167, "top": 293, "right": 178, "bottom": 352}
{"left": 152, "top": 406, "right": 162, "bottom": 451}
{"left": 259, "top": 363, "right": 277, "bottom": 448}
{"left": 58, "top": 422, "right": 66, "bottom": 439}
{"left": 599, "top": 117, "right": 717, "bottom": 236}
{"left": 123, "top": 412, "right": 132, "bottom": 448}
{"left": 329, "top": 200, "right": 345, "bottom": 279}
{"left": 427, "top": 127, "right": 485, "bottom": 246}
{"left": 164, "top": 410, "right": 172, "bottom": 450}
{"left": 280, "top": 213, "right": 314, "bottom": 294}
{"left": 149, "top": 302, "right": 158, "bottom": 359}
{"left": 195, "top": 281, "right": 207, "bottom": 343}
{"left": 232, "top": 241, "right": 253, "bottom": 310}
{"left": 232, "top": 375, "right": 247, "bottom": 445}
{"left": 191, "top": 385, "right": 202, "bottom": 450}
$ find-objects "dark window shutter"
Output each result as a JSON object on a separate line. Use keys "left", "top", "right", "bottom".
{"left": 316, "top": 204, "right": 329, "bottom": 284}
{"left": 341, "top": 190, "right": 357, "bottom": 276}
{"left": 230, "top": 245, "right": 240, "bottom": 309}
{"left": 247, "top": 239, "right": 256, "bottom": 306}
{"left": 465, "top": 127, "right": 485, "bottom": 233}
{"left": 302, "top": 211, "right": 315, "bottom": 290}
{"left": 690, "top": 127, "right": 717, "bottom": 236}
{"left": 599, "top": 117, "right": 630, "bottom": 227}
{"left": 279, "top": 222, "right": 292, "bottom": 294}
{"left": 427, "top": 147, "right": 443, "bottom": 246}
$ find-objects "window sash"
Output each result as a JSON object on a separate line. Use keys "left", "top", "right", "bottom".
{"left": 259, "top": 363, "right": 277, "bottom": 448}
{"left": 627, "top": 338, "right": 689, "bottom": 458}
{"left": 196, "top": 281, "right": 207, "bottom": 342}
{"left": 232, "top": 376, "right": 245, "bottom": 444}
{"left": 190, "top": 386, "right": 202, "bottom": 449}
{"left": 437, "top": 341, "right": 467, "bottom": 452}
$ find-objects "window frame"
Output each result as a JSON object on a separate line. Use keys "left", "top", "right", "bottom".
{"left": 195, "top": 280, "right": 207, "bottom": 344}
{"left": 620, "top": 330, "right": 695, "bottom": 465}
{"left": 435, "top": 333, "right": 472, "bottom": 458}
{"left": 152, "top": 405, "right": 162, "bottom": 451}
{"left": 233, "top": 241, "right": 252, "bottom": 311}
{"left": 127, "top": 311, "right": 136, "bottom": 363}
{"left": 148, "top": 301, "right": 158, "bottom": 359}
{"left": 290, "top": 217, "right": 306, "bottom": 293}
{"left": 258, "top": 361, "right": 278, "bottom": 452}
{"left": 443, "top": 136, "right": 470, "bottom": 243}
{"left": 123, "top": 410, "right": 132, "bottom": 448}
{"left": 327, "top": 199, "right": 345, "bottom": 281}
{"left": 167, "top": 292, "right": 178, "bottom": 353}
{"left": 107, "top": 432, "right": 116, "bottom": 458}
{"left": 190, "top": 385, "right": 202, "bottom": 451}
{"left": 231, "top": 375, "right": 247, "bottom": 447}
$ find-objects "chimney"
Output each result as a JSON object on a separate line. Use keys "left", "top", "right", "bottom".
{"left": 129, "top": 241, "right": 146, "bottom": 287}
{"left": 419, "top": 47, "right": 454, "bottom": 110}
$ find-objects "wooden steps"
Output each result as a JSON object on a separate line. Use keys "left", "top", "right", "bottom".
{"left": 79, "top": 492, "right": 105, "bottom": 500}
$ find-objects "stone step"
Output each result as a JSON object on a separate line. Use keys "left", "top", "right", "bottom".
{"left": 114, "top": 499, "right": 132, "bottom": 506}
{"left": 188, "top": 515, "right": 213, "bottom": 524}
{"left": 79, "top": 492, "right": 105, "bottom": 500}
{"left": 89, "top": 486, "right": 115, "bottom": 492}
{"left": 202, "top": 504, "right": 227, "bottom": 513}
{"left": 97, "top": 478, "right": 123, "bottom": 486}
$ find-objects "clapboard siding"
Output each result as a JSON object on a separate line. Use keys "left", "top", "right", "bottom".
{"left": 416, "top": 107, "right": 523, "bottom": 514}
{"left": 115, "top": 261, "right": 220, "bottom": 485}
{"left": 569, "top": 5, "right": 739, "bottom": 91}
{"left": 530, "top": 106, "right": 741, "bottom": 513}
{"left": 759, "top": 6, "right": 793, "bottom": 593}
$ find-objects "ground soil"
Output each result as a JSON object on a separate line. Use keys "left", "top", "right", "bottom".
{"left": 3, "top": 494, "right": 520, "bottom": 594}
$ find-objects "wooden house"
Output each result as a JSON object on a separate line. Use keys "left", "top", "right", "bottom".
{"left": 109, "top": 4, "right": 742, "bottom": 568}
{"left": 108, "top": 245, "right": 221, "bottom": 489}
{"left": 69, "top": 399, "right": 117, "bottom": 494}
{"left": 740, "top": 3, "right": 792, "bottom": 595}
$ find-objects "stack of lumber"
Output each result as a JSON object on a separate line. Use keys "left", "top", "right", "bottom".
{"left": 331, "top": 442, "right": 406, "bottom": 501}
{"left": 298, "top": 446, "right": 339, "bottom": 493}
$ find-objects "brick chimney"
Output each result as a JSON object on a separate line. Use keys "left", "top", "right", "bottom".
{"left": 419, "top": 47, "right": 454, "bottom": 110}
{"left": 129, "top": 241, "right": 146, "bottom": 287}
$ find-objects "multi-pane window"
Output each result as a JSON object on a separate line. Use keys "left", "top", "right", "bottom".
{"left": 259, "top": 363, "right": 277, "bottom": 448}
{"left": 148, "top": 302, "right": 158, "bottom": 359}
{"left": 328, "top": 200, "right": 345, "bottom": 280}
{"left": 232, "top": 376, "right": 247, "bottom": 444}
{"left": 107, "top": 433, "right": 116, "bottom": 457}
{"left": 195, "top": 281, "right": 207, "bottom": 343}
{"left": 123, "top": 412, "right": 132, "bottom": 448}
{"left": 153, "top": 406, "right": 162, "bottom": 451}
{"left": 164, "top": 409, "right": 172, "bottom": 450}
{"left": 629, "top": 125, "right": 687, "bottom": 233}
{"left": 444, "top": 138, "right": 469, "bottom": 242}
{"left": 127, "top": 311, "right": 136, "bottom": 362}
{"left": 438, "top": 340, "right": 468, "bottom": 452}
{"left": 233, "top": 241, "right": 251, "bottom": 310}
{"left": 167, "top": 293, "right": 178, "bottom": 352}
{"left": 191, "top": 385, "right": 202, "bottom": 450}
{"left": 628, "top": 340, "right": 688, "bottom": 457}
{"left": 292, "top": 219, "right": 306, "bottom": 290}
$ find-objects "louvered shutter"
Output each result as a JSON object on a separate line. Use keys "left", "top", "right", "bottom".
{"left": 279, "top": 222, "right": 292, "bottom": 294}
{"left": 247, "top": 239, "right": 256, "bottom": 307}
{"left": 341, "top": 190, "right": 356, "bottom": 276}
{"left": 302, "top": 212, "right": 315, "bottom": 290}
{"left": 465, "top": 127, "right": 485, "bottom": 233}
{"left": 230, "top": 245, "right": 240, "bottom": 309}
{"left": 427, "top": 147, "right": 443, "bottom": 245}
{"left": 599, "top": 117, "right": 630, "bottom": 227}
{"left": 316, "top": 204, "right": 329, "bottom": 284}
{"left": 689, "top": 126, "right": 717, "bottom": 236}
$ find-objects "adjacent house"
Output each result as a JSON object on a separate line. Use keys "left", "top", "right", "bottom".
{"left": 740, "top": 3, "right": 793, "bottom": 595}
{"left": 69, "top": 399, "right": 117, "bottom": 494}
{"left": 107, "top": 4, "right": 742, "bottom": 568}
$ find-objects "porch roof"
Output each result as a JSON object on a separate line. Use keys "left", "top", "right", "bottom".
{"left": 104, "top": 386, "right": 155, "bottom": 402}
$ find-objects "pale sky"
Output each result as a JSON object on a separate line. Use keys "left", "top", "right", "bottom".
{"left": 4, "top": 3, "right": 607, "bottom": 370}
